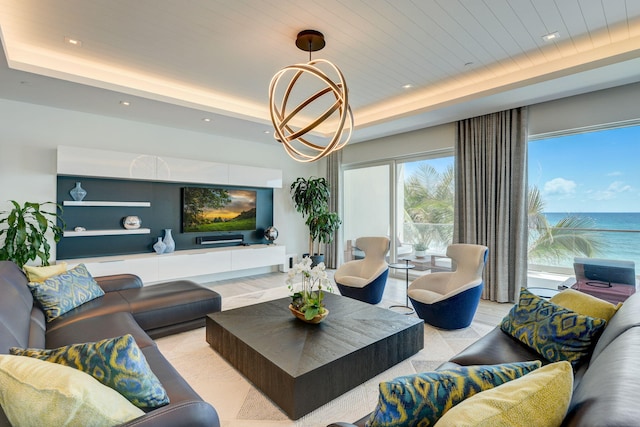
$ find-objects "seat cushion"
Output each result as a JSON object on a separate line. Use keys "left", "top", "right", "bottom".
{"left": 407, "top": 288, "right": 443, "bottom": 304}
{"left": 45, "top": 311, "right": 155, "bottom": 350}
{"left": 11, "top": 334, "right": 169, "bottom": 409}
{"left": 336, "top": 275, "right": 370, "bottom": 288}
{"left": 449, "top": 327, "right": 545, "bottom": 367}
{"left": 119, "top": 280, "right": 221, "bottom": 331}
{"left": 0, "top": 355, "right": 143, "bottom": 426}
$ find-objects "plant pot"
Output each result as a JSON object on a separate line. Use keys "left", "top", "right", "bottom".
{"left": 415, "top": 250, "right": 427, "bottom": 258}
{"left": 289, "top": 305, "right": 329, "bottom": 324}
{"left": 310, "top": 254, "right": 325, "bottom": 267}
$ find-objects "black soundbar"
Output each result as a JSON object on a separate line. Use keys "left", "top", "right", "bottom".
{"left": 196, "top": 234, "right": 244, "bottom": 245}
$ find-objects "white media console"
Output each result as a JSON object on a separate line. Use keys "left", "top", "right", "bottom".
{"left": 61, "top": 244, "right": 286, "bottom": 284}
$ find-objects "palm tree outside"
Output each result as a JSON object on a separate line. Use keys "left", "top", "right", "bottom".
{"left": 527, "top": 185, "right": 604, "bottom": 265}
{"left": 401, "top": 166, "right": 604, "bottom": 265}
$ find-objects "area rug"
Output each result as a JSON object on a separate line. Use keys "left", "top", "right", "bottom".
{"left": 156, "top": 278, "right": 507, "bottom": 426}
{"left": 157, "top": 325, "right": 447, "bottom": 426}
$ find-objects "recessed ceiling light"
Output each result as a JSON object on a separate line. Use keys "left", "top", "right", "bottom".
{"left": 64, "top": 37, "right": 82, "bottom": 47}
{"left": 263, "top": 130, "right": 270, "bottom": 134}
{"left": 542, "top": 31, "right": 560, "bottom": 42}
{"left": 119, "top": 101, "right": 131, "bottom": 106}
{"left": 202, "top": 118, "right": 211, "bottom": 122}
{"left": 402, "top": 84, "right": 413, "bottom": 90}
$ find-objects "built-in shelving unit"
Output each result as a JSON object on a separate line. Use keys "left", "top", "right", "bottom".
{"left": 63, "top": 201, "right": 151, "bottom": 207}
{"left": 63, "top": 228, "right": 151, "bottom": 237}
{"left": 56, "top": 146, "right": 280, "bottom": 265}
{"left": 62, "top": 200, "right": 152, "bottom": 237}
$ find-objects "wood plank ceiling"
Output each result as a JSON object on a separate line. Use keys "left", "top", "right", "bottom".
{"left": 0, "top": 0, "right": 639, "bottom": 143}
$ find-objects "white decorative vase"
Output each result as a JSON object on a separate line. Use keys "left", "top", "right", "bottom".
{"left": 163, "top": 229, "right": 175, "bottom": 253}
{"left": 69, "top": 182, "right": 87, "bottom": 201}
{"left": 153, "top": 237, "right": 166, "bottom": 254}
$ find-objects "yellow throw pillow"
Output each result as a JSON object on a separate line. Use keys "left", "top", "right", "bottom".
{"left": 550, "top": 288, "right": 621, "bottom": 322}
{"left": 433, "top": 361, "right": 573, "bottom": 427}
{"left": 0, "top": 354, "right": 144, "bottom": 427}
{"left": 23, "top": 262, "right": 67, "bottom": 282}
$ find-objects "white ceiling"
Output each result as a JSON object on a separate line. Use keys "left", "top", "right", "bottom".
{"left": 1, "top": 0, "right": 640, "bottom": 145}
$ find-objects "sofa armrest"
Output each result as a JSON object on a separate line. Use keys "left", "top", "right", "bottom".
{"left": 95, "top": 274, "right": 143, "bottom": 292}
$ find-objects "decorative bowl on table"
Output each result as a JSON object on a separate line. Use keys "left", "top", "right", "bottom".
{"left": 289, "top": 304, "right": 329, "bottom": 324}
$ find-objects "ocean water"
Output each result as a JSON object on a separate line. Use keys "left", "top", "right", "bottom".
{"left": 540, "top": 212, "right": 640, "bottom": 268}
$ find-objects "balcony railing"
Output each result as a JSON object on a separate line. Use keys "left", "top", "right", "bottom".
{"left": 401, "top": 222, "right": 640, "bottom": 275}
{"left": 529, "top": 226, "right": 640, "bottom": 273}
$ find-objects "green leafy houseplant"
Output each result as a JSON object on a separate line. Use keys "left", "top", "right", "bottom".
{"left": 0, "top": 201, "right": 63, "bottom": 267}
{"left": 290, "top": 177, "right": 342, "bottom": 258}
{"left": 286, "top": 256, "right": 332, "bottom": 320}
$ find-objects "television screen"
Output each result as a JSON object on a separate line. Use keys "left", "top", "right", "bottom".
{"left": 182, "top": 187, "right": 257, "bottom": 232}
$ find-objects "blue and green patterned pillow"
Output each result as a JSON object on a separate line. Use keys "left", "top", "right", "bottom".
{"left": 10, "top": 334, "right": 169, "bottom": 409}
{"left": 500, "top": 288, "right": 607, "bottom": 367}
{"left": 365, "top": 361, "right": 542, "bottom": 427}
{"left": 26, "top": 263, "right": 104, "bottom": 322}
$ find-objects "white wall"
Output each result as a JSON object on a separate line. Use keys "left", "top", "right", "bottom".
{"left": 343, "top": 122, "right": 454, "bottom": 165}
{"left": 0, "top": 98, "right": 320, "bottom": 261}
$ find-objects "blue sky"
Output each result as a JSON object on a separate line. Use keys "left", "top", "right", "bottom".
{"left": 529, "top": 125, "right": 640, "bottom": 213}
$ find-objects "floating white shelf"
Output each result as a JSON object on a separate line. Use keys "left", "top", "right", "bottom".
{"left": 63, "top": 228, "right": 151, "bottom": 237}
{"left": 63, "top": 201, "right": 151, "bottom": 207}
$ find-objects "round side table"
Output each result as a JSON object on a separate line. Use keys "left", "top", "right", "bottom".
{"left": 388, "top": 259, "right": 415, "bottom": 314}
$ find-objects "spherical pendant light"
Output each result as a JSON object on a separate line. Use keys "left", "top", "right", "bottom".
{"left": 269, "top": 30, "right": 353, "bottom": 163}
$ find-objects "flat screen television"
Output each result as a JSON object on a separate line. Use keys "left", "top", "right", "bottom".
{"left": 182, "top": 187, "right": 257, "bottom": 232}
{"left": 574, "top": 257, "right": 636, "bottom": 287}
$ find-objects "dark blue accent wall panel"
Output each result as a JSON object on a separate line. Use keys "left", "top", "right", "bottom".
{"left": 57, "top": 176, "right": 274, "bottom": 259}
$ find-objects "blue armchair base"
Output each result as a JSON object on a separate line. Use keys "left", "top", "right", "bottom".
{"left": 336, "top": 269, "right": 389, "bottom": 304}
{"left": 409, "top": 283, "right": 483, "bottom": 329}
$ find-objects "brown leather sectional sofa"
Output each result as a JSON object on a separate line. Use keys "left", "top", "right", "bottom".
{"left": 330, "top": 290, "right": 640, "bottom": 427}
{"left": 0, "top": 260, "right": 222, "bottom": 427}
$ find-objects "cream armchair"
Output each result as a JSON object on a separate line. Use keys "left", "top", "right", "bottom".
{"left": 334, "top": 237, "right": 390, "bottom": 304}
{"left": 408, "top": 243, "right": 488, "bottom": 329}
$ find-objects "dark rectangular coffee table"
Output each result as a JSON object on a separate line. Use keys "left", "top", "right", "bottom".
{"left": 205, "top": 292, "right": 424, "bottom": 419}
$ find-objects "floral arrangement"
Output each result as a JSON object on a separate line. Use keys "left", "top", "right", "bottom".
{"left": 286, "top": 257, "right": 332, "bottom": 320}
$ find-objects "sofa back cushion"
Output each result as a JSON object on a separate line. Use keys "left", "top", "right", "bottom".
{"left": 564, "top": 327, "right": 640, "bottom": 426}
{"left": 0, "top": 261, "right": 43, "bottom": 354}
{"left": 590, "top": 290, "right": 640, "bottom": 361}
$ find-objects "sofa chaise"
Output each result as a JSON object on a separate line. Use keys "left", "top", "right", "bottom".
{"left": 0, "top": 260, "right": 222, "bottom": 427}
{"left": 330, "top": 287, "right": 640, "bottom": 426}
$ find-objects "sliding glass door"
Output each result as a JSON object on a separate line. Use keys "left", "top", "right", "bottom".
{"left": 396, "top": 156, "right": 454, "bottom": 259}
{"left": 342, "top": 152, "right": 454, "bottom": 267}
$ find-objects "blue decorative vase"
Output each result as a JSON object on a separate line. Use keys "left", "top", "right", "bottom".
{"left": 162, "top": 229, "right": 175, "bottom": 253}
{"left": 69, "top": 182, "right": 87, "bottom": 201}
{"left": 153, "top": 237, "right": 166, "bottom": 254}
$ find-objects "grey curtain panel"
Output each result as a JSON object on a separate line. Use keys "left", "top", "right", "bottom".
{"left": 326, "top": 150, "right": 342, "bottom": 269}
{"left": 454, "top": 107, "right": 528, "bottom": 303}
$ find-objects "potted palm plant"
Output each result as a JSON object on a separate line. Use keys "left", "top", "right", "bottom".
{"left": 290, "top": 177, "right": 341, "bottom": 266}
{"left": 0, "top": 200, "right": 64, "bottom": 267}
